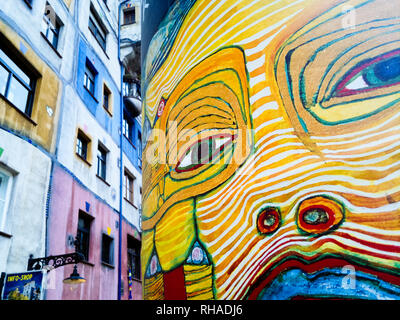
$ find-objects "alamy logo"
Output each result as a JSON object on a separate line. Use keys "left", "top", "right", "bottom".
{"left": 341, "top": 265, "right": 356, "bottom": 290}
{"left": 341, "top": 5, "right": 356, "bottom": 30}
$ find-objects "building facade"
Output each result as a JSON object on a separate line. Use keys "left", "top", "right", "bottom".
{"left": 0, "top": 0, "right": 142, "bottom": 300}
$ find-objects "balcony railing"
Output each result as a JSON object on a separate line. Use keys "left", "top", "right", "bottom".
{"left": 123, "top": 81, "right": 141, "bottom": 118}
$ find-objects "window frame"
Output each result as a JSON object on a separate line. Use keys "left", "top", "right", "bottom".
{"left": 76, "top": 210, "right": 93, "bottom": 262}
{"left": 122, "top": 112, "right": 133, "bottom": 142}
{"left": 76, "top": 130, "right": 91, "bottom": 162}
{"left": 101, "top": 233, "right": 114, "bottom": 266}
{"left": 123, "top": 7, "right": 136, "bottom": 25}
{"left": 96, "top": 143, "right": 108, "bottom": 181}
{"left": 127, "top": 236, "right": 141, "bottom": 280}
{"left": 0, "top": 168, "right": 13, "bottom": 232}
{"left": 0, "top": 39, "right": 37, "bottom": 117}
{"left": 102, "top": 84, "right": 111, "bottom": 113}
{"left": 88, "top": 4, "right": 108, "bottom": 51}
{"left": 83, "top": 62, "right": 96, "bottom": 96}
{"left": 42, "top": 2, "right": 63, "bottom": 50}
{"left": 138, "top": 131, "right": 142, "bottom": 169}
{"left": 124, "top": 169, "right": 135, "bottom": 204}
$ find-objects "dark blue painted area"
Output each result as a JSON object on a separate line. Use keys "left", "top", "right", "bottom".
{"left": 76, "top": 37, "right": 121, "bottom": 146}
{"left": 372, "top": 55, "right": 400, "bottom": 82}
{"left": 141, "top": 0, "right": 177, "bottom": 71}
{"left": 142, "top": 0, "right": 196, "bottom": 92}
{"left": 257, "top": 268, "right": 400, "bottom": 300}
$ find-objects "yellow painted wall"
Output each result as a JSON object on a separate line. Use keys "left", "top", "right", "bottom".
{"left": 63, "top": 0, "right": 73, "bottom": 10}
{"left": 0, "top": 21, "right": 61, "bottom": 153}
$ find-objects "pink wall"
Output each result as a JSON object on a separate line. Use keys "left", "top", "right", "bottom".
{"left": 121, "top": 222, "right": 142, "bottom": 300}
{"left": 46, "top": 165, "right": 142, "bottom": 300}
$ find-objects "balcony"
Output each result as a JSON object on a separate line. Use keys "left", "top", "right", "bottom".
{"left": 123, "top": 81, "right": 141, "bottom": 118}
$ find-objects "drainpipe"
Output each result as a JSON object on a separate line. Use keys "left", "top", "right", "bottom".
{"left": 118, "top": 0, "right": 130, "bottom": 301}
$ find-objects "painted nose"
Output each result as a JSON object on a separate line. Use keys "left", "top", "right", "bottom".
{"left": 297, "top": 196, "right": 344, "bottom": 235}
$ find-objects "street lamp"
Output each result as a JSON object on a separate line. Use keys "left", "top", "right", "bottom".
{"left": 27, "top": 236, "right": 86, "bottom": 285}
{"left": 63, "top": 264, "right": 86, "bottom": 284}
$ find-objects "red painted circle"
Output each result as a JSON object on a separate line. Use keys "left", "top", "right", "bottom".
{"left": 298, "top": 205, "right": 336, "bottom": 233}
{"left": 157, "top": 99, "right": 166, "bottom": 117}
{"left": 257, "top": 208, "right": 280, "bottom": 234}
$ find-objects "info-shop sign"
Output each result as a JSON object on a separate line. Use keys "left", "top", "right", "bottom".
{"left": 2, "top": 271, "right": 45, "bottom": 300}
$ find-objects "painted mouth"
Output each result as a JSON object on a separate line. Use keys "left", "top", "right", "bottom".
{"left": 247, "top": 256, "right": 400, "bottom": 300}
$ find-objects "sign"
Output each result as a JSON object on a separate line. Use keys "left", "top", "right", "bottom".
{"left": 2, "top": 271, "right": 45, "bottom": 300}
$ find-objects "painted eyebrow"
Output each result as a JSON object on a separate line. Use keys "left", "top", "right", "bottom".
{"left": 280, "top": 18, "right": 400, "bottom": 107}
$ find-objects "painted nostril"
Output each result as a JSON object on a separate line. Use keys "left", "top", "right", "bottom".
{"left": 257, "top": 208, "right": 280, "bottom": 235}
{"left": 297, "top": 196, "right": 344, "bottom": 235}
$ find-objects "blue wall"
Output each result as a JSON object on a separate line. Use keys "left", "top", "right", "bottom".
{"left": 76, "top": 37, "right": 121, "bottom": 146}
{"left": 76, "top": 36, "right": 141, "bottom": 172}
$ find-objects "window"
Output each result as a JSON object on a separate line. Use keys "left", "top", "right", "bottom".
{"left": 0, "top": 39, "right": 37, "bottom": 116}
{"left": 76, "top": 211, "right": 92, "bottom": 261}
{"left": 123, "top": 7, "right": 136, "bottom": 25}
{"left": 97, "top": 143, "right": 107, "bottom": 180}
{"left": 42, "top": 3, "right": 63, "bottom": 49}
{"left": 83, "top": 61, "right": 96, "bottom": 96}
{"left": 127, "top": 236, "right": 141, "bottom": 280}
{"left": 124, "top": 169, "right": 134, "bottom": 204}
{"left": 76, "top": 130, "right": 90, "bottom": 161}
{"left": 138, "top": 131, "right": 142, "bottom": 168}
{"left": 89, "top": 4, "right": 107, "bottom": 51}
{"left": 101, "top": 233, "right": 114, "bottom": 265}
{"left": 0, "top": 168, "right": 13, "bottom": 232}
{"left": 122, "top": 112, "right": 133, "bottom": 141}
{"left": 103, "top": 84, "right": 111, "bottom": 112}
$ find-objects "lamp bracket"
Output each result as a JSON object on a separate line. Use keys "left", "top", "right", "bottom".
{"left": 27, "top": 252, "right": 84, "bottom": 271}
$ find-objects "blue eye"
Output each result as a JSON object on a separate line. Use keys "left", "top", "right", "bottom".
{"left": 334, "top": 50, "right": 400, "bottom": 97}
{"left": 364, "top": 56, "right": 400, "bottom": 86}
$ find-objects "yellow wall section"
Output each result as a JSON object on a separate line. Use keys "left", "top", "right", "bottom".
{"left": 154, "top": 199, "right": 196, "bottom": 271}
{"left": 63, "top": 0, "right": 73, "bottom": 10}
{"left": 0, "top": 22, "right": 61, "bottom": 153}
{"left": 184, "top": 265, "right": 214, "bottom": 300}
{"left": 144, "top": 273, "right": 165, "bottom": 300}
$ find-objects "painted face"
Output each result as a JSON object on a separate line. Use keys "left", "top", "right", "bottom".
{"left": 142, "top": 0, "right": 400, "bottom": 300}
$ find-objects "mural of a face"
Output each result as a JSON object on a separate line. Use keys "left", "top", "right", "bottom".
{"left": 142, "top": 0, "right": 400, "bottom": 300}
